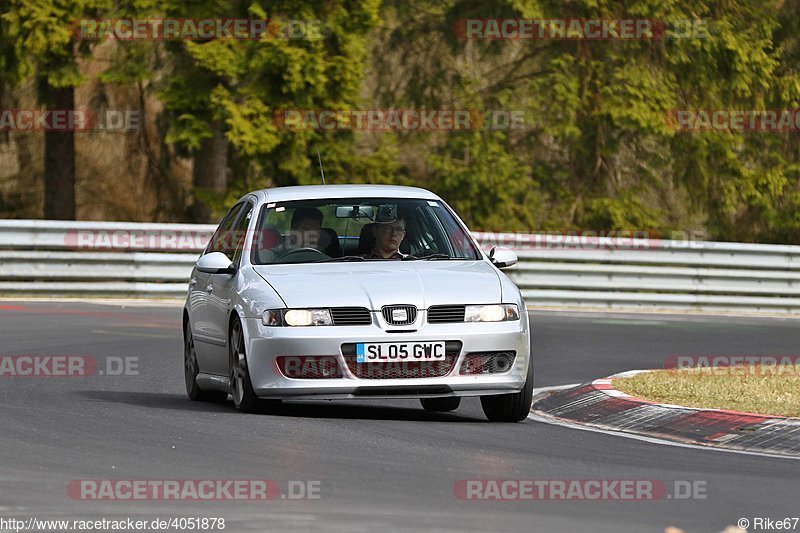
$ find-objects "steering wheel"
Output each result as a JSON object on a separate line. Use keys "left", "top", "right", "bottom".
{"left": 277, "top": 247, "right": 329, "bottom": 260}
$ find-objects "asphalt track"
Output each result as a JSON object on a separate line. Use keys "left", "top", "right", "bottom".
{"left": 1, "top": 300, "right": 799, "bottom": 532}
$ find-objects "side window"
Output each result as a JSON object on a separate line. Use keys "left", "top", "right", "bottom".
{"left": 207, "top": 203, "right": 246, "bottom": 260}
{"left": 232, "top": 203, "right": 254, "bottom": 264}
{"left": 434, "top": 207, "right": 479, "bottom": 259}
{"left": 411, "top": 206, "right": 443, "bottom": 255}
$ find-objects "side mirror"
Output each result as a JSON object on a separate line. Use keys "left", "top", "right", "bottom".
{"left": 196, "top": 252, "right": 236, "bottom": 274}
{"left": 489, "top": 246, "right": 517, "bottom": 269}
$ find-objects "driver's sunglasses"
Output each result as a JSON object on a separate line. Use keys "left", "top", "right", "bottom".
{"left": 378, "top": 225, "right": 406, "bottom": 235}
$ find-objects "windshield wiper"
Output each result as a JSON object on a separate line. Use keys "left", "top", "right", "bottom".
{"left": 403, "top": 253, "right": 452, "bottom": 261}
{"left": 318, "top": 255, "right": 366, "bottom": 262}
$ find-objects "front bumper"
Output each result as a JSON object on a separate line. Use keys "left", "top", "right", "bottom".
{"left": 242, "top": 312, "right": 530, "bottom": 400}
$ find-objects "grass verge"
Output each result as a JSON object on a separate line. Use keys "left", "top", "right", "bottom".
{"left": 612, "top": 365, "right": 800, "bottom": 417}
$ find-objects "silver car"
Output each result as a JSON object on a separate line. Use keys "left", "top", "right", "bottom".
{"left": 182, "top": 185, "right": 532, "bottom": 421}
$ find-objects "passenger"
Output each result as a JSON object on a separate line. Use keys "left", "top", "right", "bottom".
{"left": 365, "top": 213, "right": 408, "bottom": 259}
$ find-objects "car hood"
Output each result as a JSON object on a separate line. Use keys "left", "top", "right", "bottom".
{"left": 253, "top": 260, "right": 501, "bottom": 309}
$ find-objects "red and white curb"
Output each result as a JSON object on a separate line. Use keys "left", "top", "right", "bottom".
{"left": 529, "top": 370, "right": 800, "bottom": 460}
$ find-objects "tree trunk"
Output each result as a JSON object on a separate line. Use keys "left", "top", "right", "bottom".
{"left": 190, "top": 121, "right": 228, "bottom": 222}
{"left": 43, "top": 86, "right": 75, "bottom": 220}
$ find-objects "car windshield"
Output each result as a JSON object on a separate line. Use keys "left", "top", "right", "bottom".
{"left": 250, "top": 197, "right": 481, "bottom": 265}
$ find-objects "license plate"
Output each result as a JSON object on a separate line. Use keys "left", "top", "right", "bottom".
{"left": 356, "top": 341, "right": 446, "bottom": 363}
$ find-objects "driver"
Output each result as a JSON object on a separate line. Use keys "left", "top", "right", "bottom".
{"left": 287, "top": 207, "right": 323, "bottom": 250}
{"left": 364, "top": 213, "right": 408, "bottom": 259}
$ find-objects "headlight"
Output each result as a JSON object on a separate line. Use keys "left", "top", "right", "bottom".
{"left": 465, "top": 304, "right": 519, "bottom": 322}
{"left": 285, "top": 309, "right": 332, "bottom": 326}
{"left": 262, "top": 309, "right": 333, "bottom": 327}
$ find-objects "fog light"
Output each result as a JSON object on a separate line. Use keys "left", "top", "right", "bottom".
{"left": 459, "top": 351, "right": 517, "bottom": 375}
{"left": 494, "top": 354, "right": 511, "bottom": 371}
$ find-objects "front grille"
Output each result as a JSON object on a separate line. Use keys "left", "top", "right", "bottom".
{"left": 427, "top": 305, "right": 466, "bottom": 323}
{"left": 381, "top": 305, "right": 417, "bottom": 326}
{"left": 341, "top": 341, "right": 462, "bottom": 379}
{"left": 459, "top": 351, "right": 516, "bottom": 375}
{"left": 330, "top": 307, "right": 372, "bottom": 326}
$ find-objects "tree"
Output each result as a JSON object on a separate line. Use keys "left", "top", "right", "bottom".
{"left": 159, "top": 0, "right": 383, "bottom": 222}
{"left": 3, "top": 0, "right": 111, "bottom": 219}
{"left": 370, "top": 0, "right": 800, "bottom": 241}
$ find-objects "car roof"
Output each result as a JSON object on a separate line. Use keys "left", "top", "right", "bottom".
{"left": 245, "top": 184, "right": 441, "bottom": 204}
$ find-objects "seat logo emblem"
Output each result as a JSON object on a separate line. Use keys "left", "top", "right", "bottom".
{"left": 392, "top": 309, "right": 408, "bottom": 322}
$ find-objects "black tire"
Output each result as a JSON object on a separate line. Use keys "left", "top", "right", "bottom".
{"left": 229, "top": 316, "right": 264, "bottom": 413}
{"left": 480, "top": 359, "right": 534, "bottom": 422}
{"left": 420, "top": 397, "right": 461, "bottom": 412}
{"left": 184, "top": 323, "right": 228, "bottom": 403}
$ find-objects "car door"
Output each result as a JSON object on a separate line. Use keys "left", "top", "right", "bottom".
{"left": 192, "top": 202, "right": 246, "bottom": 375}
{"left": 187, "top": 261, "right": 208, "bottom": 347}
{"left": 205, "top": 201, "right": 255, "bottom": 375}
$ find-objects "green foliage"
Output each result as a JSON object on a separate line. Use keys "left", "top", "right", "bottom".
{"left": 371, "top": 0, "right": 800, "bottom": 240}
{"left": 159, "top": 0, "right": 382, "bottom": 189}
{"left": 3, "top": 0, "right": 112, "bottom": 92}
{"left": 1, "top": 0, "right": 800, "bottom": 242}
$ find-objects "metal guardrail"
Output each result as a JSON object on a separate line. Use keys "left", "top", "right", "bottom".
{"left": 0, "top": 220, "right": 212, "bottom": 297}
{"left": 1, "top": 220, "right": 799, "bottom": 314}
